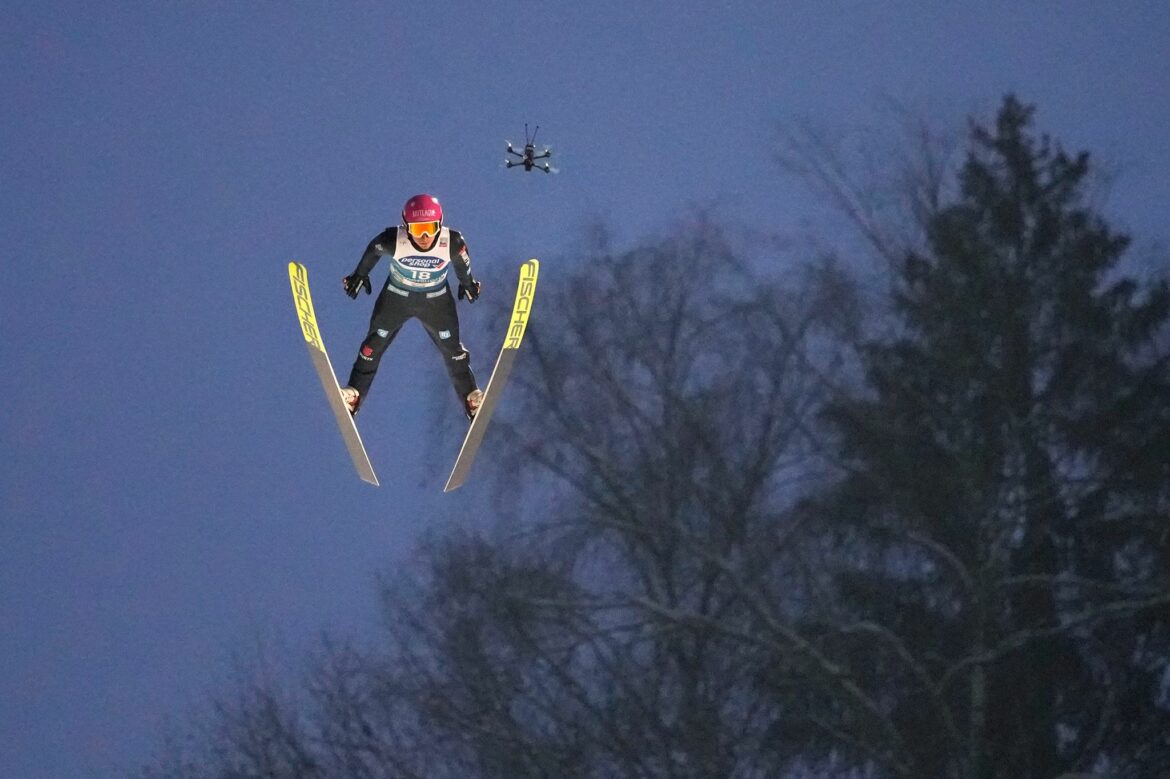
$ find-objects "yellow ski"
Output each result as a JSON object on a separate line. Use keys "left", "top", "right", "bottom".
{"left": 444, "top": 259, "right": 539, "bottom": 492}
{"left": 288, "top": 261, "right": 379, "bottom": 486}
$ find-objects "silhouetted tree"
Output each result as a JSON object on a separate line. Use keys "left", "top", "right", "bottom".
{"left": 786, "top": 96, "right": 1170, "bottom": 778}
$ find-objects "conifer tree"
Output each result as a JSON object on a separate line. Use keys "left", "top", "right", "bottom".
{"left": 814, "top": 96, "right": 1170, "bottom": 777}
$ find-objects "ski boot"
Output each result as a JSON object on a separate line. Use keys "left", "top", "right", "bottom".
{"left": 340, "top": 386, "right": 361, "bottom": 416}
{"left": 464, "top": 388, "right": 484, "bottom": 420}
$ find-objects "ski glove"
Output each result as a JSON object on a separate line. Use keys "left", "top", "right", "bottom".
{"left": 458, "top": 279, "right": 482, "bottom": 303}
{"left": 343, "top": 274, "right": 372, "bottom": 299}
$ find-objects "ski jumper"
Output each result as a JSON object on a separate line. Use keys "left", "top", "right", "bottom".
{"left": 346, "top": 226, "right": 478, "bottom": 405}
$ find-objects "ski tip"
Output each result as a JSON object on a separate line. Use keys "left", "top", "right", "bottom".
{"left": 288, "top": 261, "right": 309, "bottom": 286}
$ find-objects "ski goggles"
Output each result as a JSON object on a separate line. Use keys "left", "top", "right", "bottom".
{"left": 406, "top": 221, "right": 440, "bottom": 241}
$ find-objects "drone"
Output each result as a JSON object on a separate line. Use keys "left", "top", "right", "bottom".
{"left": 506, "top": 124, "right": 555, "bottom": 173}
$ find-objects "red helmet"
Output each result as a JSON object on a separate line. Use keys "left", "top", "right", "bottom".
{"left": 402, "top": 193, "right": 443, "bottom": 243}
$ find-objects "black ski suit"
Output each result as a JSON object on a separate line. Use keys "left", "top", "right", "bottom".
{"left": 345, "top": 226, "right": 478, "bottom": 409}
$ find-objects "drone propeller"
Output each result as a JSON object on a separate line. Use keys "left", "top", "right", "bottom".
{"left": 545, "top": 147, "right": 563, "bottom": 174}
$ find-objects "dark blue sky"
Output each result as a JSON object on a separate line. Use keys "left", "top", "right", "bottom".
{"left": 2, "top": 2, "right": 1168, "bottom": 776}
